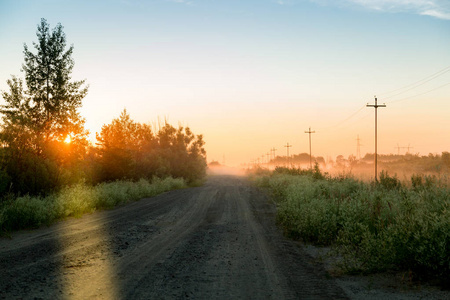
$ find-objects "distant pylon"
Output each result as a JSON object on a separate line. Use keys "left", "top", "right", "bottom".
{"left": 406, "top": 144, "right": 414, "bottom": 154}
{"left": 395, "top": 144, "right": 401, "bottom": 155}
{"left": 395, "top": 144, "right": 414, "bottom": 155}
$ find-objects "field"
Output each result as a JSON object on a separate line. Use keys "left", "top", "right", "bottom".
{"left": 252, "top": 167, "right": 449, "bottom": 286}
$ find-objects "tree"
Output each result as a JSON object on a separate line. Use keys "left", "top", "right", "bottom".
{"left": 96, "top": 110, "right": 206, "bottom": 183}
{"left": 96, "top": 109, "right": 154, "bottom": 181}
{"left": 0, "top": 18, "right": 89, "bottom": 195}
{"left": 154, "top": 122, "right": 206, "bottom": 182}
{"left": 21, "top": 18, "right": 88, "bottom": 144}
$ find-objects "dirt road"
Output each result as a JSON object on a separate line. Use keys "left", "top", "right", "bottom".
{"left": 0, "top": 176, "right": 348, "bottom": 299}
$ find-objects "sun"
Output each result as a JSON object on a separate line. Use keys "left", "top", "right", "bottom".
{"left": 64, "top": 135, "right": 71, "bottom": 144}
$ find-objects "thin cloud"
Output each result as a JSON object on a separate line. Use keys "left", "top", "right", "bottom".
{"left": 311, "top": 0, "right": 450, "bottom": 20}
{"left": 421, "top": 9, "right": 450, "bottom": 20}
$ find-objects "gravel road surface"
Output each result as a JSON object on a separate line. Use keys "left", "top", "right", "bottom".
{"left": 0, "top": 175, "right": 350, "bottom": 299}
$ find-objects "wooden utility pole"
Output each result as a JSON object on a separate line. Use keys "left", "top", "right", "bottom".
{"left": 304, "top": 127, "right": 315, "bottom": 169}
{"left": 367, "top": 96, "right": 386, "bottom": 182}
{"left": 284, "top": 143, "right": 292, "bottom": 167}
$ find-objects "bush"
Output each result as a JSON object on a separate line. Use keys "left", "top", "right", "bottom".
{"left": 252, "top": 171, "right": 450, "bottom": 279}
{"left": 379, "top": 170, "right": 401, "bottom": 190}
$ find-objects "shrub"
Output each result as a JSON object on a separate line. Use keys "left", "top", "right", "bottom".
{"left": 252, "top": 171, "right": 450, "bottom": 279}
{"left": 379, "top": 170, "right": 401, "bottom": 190}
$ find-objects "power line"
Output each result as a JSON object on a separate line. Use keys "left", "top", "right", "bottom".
{"left": 378, "top": 65, "right": 450, "bottom": 98}
{"left": 316, "top": 104, "right": 367, "bottom": 132}
{"left": 386, "top": 81, "right": 450, "bottom": 104}
{"left": 326, "top": 109, "right": 372, "bottom": 133}
{"left": 307, "top": 68, "right": 449, "bottom": 135}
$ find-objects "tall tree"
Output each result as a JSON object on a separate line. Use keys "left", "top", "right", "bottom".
{"left": 0, "top": 18, "right": 89, "bottom": 194}
{"left": 20, "top": 18, "right": 88, "bottom": 144}
{"left": 96, "top": 109, "right": 154, "bottom": 181}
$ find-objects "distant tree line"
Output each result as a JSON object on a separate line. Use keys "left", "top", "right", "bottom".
{"left": 269, "top": 153, "right": 326, "bottom": 166}
{"left": 0, "top": 19, "right": 206, "bottom": 197}
{"left": 329, "top": 152, "right": 450, "bottom": 180}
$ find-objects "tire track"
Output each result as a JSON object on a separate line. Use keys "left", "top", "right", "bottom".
{"left": 0, "top": 176, "right": 349, "bottom": 300}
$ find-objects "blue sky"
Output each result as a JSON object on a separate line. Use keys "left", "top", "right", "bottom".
{"left": 1, "top": 0, "right": 449, "bottom": 165}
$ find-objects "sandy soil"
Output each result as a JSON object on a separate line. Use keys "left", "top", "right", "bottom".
{"left": 0, "top": 175, "right": 448, "bottom": 299}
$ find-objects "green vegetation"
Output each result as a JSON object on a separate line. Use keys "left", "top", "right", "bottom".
{"left": 252, "top": 166, "right": 450, "bottom": 282}
{"left": 94, "top": 110, "right": 206, "bottom": 185}
{"left": 0, "top": 177, "right": 186, "bottom": 232}
{"left": 0, "top": 19, "right": 89, "bottom": 195}
{"left": 0, "top": 19, "right": 207, "bottom": 233}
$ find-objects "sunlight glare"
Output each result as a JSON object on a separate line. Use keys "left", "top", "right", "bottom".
{"left": 64, "top": 135, "right": 71, "bottom": 144}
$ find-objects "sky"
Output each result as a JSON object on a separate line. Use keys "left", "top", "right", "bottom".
{"left": 1, "top": 0, "right": 449, "bottom": 166}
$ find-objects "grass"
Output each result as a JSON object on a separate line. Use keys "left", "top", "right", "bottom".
{"left": 0, "top": 176, "right": 186, "bottom": 233}
{"left": 252, "top": 167, "right": 450, "bottom": 283}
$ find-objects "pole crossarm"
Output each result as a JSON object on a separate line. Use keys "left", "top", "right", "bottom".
{"left": 366, "top": 96, "right": 386, "bottom": 182}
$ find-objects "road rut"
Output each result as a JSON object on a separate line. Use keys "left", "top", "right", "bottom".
{"left": 0, "top": 176, "right": 348, "bottom": 299}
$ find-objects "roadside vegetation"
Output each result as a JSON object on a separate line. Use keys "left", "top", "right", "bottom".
{"left": 251, "top": 165, "right": 449, "bottom": 284}
{"left": 0, "top": 19, "right": 206, "bottom": 233}
{"left": 0, "top": 177, "right": 186, "bottom": 232}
